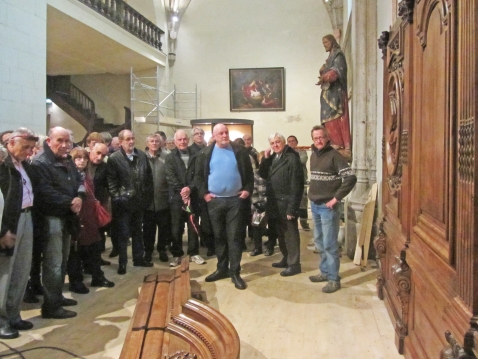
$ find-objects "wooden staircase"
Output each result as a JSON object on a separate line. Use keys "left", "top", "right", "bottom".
{"left": 47, "top": 76, "right": 130, "bottom": 143}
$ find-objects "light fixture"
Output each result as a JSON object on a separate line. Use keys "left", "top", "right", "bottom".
{"left": 46, "top": 98, "right": 52, "bottom": 104}
{"left": 168, "top": 53, "right": 176, "bottom": 62}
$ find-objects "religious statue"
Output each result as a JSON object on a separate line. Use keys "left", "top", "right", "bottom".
{"left": 316, "top": 34, "right": 351, "bottom": 159}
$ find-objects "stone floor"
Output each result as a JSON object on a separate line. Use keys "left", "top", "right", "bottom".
{"left": 0, "top": 229, "right": 403, "bottom": 359}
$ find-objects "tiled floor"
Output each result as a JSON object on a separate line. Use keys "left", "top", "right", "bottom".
{"left": 0, "top": 230, "right": 403, "bottom": 358}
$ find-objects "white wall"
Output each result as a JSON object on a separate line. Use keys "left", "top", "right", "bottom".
{"left": 0, "top": 0, "right": 47, "bottom": 134}
{"left": 170, "top": 0, "right": 333, "bottom": 151}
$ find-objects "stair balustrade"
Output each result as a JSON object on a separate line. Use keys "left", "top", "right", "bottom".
{"left": 77, "top": 0, "right": 164, "bottom": 51}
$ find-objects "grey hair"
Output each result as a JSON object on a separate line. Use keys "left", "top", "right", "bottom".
{"left": 173, "top": 130, "right": 187, "bottom": 141}
{"left": 268, "top": 133, "right": 286, "bottom": 143}
{"left": 9, "top": 127, "right": 38, "bottom": 144}
{"left": 35, "top": 135, "right": 48, "bottom": 148}
{"left": 146, "top": 133, "right": 162, "bottom": 144}
{"left": 192, "top": 127, "right": 204, "bottom": 135}
{"left": 0, "top": 144, "right": 8, "bottom": 162}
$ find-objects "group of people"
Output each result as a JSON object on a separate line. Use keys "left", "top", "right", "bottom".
{"left": 0, "top": 121, "right": 356, "bottom": 340}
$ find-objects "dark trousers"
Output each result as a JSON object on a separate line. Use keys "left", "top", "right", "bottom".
{"left": 268, "top": 215, "right": 300, "bottom": 266}
{"left": 251, "top": 225, "right": 266, "bottom": 251}
{"left": 112, "top": 204, "right": 145, "bottom": 265}
{"left": 170, "top": 201, "right": 199, "bottom": 257}
{"left": 67, "top": 241, "right": 104, "bottom": 283}
{"left": 199, "top": 200, "right": 215, "bottom": 250}
{"left": 143, "top": 207, "right": 171, "bottom": 255}
{"left": 207, "top": 196, "right": 245, "bottom": 274}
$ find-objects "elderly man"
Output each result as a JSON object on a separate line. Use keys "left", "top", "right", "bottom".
{"left": 30, "top": 127, "right": 84, "bottom": 319}
{"left": 109, "top": 136, "right": 121, "bottom": 153}
{"left": 165, "top": 130, "right": 204, "bottom": 267}
{"left": 189, "top": 127, "right": 214, "bottom": 256}
{"left": 259, "top": 133, "right": 304, "bottom": 277}
{"left": 194, "top": 124, "right": 254, "bottom": 290}
{"left": 143, "top": 134, "right": 171, "bottom": 263}
{"left": 107, "top": 130, "right": 153, "bottom": 274}
{"left": 0, "top": 128, "right": 38, "bottom": 338}
{"left": 307, "top": 125, "right": 356, "bottom": 293}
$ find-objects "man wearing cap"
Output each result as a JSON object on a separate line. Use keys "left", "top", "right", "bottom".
{"left": 0, "top": 128, "right": 38, "bottom": 338}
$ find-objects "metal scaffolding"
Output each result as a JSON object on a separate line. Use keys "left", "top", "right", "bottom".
{"left": 130, "top": 66, "right": 197, "bottom": 134}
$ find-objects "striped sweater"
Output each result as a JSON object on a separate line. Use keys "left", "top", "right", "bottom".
{"left": 308, "top": 143, "right": 356, "bottom": 204}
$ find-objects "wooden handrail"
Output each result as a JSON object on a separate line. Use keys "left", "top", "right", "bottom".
{"left": 77, "top": 0, "right": 164, "bottom": 51}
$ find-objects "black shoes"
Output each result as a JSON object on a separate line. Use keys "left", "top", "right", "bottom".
{"left": 205, "top": 270, "right": 230, "bottom": 282}
{"left": 23, "top": 287, "right": 39, "bottom": 303}
{"left": 117, "top": 264, "right": 126, "bottom": 275}
{"left": 100, "top": 258, "right": 111, "bottom": 266}
{"left": 11, "top": 320, "right": 33, "bottom": 331}
{"left": 263, "top": 248, "right": 274, "bottom": 256}
{"left": 41, "top": 307, "right": 77, "bottom": 319}
{"left": 91, "top": 277, "right": 115, "bottom": 288}
{"left": 280, "top": 264, "right": 301, "bottom": 277}
{"left": 159, "top": 251, "right": 169, "bottom": 262}
{"left": 272, "top": 258, "right": 288, "bottom": 268}
{"left": 109, "top": 248, "right": 119, "bottom": 258}
{"left": 249, "top": 248, "right": 262, "bottom": 257}
{"left": 230, "top": 273, "right": 247, "bottom": 290}
{"left": 0, "top": 325, "right": 19, "bottom": 339}
{"left": 144, "top": 253, "right": 153, "bottom": 263}
{"left": 206, "top": 248, "right": 215, "bottom": 257}
{"left": 69, "top": 282, "right": 90, "bottom": 294}
{"left": 133, "top": 260, "right": 154, "bottom": 267}
{"left": 61, "top": 298, "right": 78, "bottom": 307}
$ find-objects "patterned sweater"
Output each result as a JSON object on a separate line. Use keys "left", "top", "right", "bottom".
{"left": 308, "top": 143, "right": 356, "bottom": 204}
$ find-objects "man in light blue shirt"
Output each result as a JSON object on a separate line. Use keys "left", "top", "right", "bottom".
{"left": 194, "top": 124, "right": 254, "bottom": 290}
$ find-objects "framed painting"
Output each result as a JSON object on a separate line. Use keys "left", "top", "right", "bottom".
{"left": 229, "top": 67, "right": 285, "bottom": 112}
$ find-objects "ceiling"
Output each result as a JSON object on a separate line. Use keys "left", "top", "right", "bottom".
{"left": 47, "top": 5, "right": 166, "bottom": 76}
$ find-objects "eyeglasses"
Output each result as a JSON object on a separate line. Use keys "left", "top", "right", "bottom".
{"left": 313, "top": 136, "right": 328, "bottom": 141}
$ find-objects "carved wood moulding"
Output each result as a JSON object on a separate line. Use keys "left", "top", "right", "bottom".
{"left": 415, "top": 0, "right": 451, "bottom": 49}
{"left": 168, "top": 352, "right": 198, "bottom": 359}
{"left": 391, "top": 249, "right": 411, "bottom": 353}
{"left": 458, "top": 118, "right": 474, "bottom": 183}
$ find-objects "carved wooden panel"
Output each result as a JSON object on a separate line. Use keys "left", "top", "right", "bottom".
{"left": 377, "top": 0, "right": 478, "bottom": 357}
{"left": 455, "top": 0, "right": 476, "bottom": 310}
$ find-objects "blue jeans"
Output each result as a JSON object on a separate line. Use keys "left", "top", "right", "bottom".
{"left": 42, "top": 216, "right": 71, "bottom": 312}
{"left": 311, "top": 202, "right": 341, "bottom": 281}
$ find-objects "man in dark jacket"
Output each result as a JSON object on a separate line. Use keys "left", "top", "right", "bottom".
{"left": 165, "top": 130, "right": 204, "bottom": 267}
{"left": 30, "top": 127, "right": 84, "bottom": 319}
{"left": 194, "top": 124, "right": 254, "bottom": 290}
{"left": 107, "top": 129, "right": 154, "bottom": 275}
{"left": 259, "top": 133, "right": 304, "bottom": 277}
{"left": 143, "top": 134, "right": 170, "bottom": 263}
{"left": 307, "top": 125, "right": 356, "bottom": 293}
{"left": 0, "top": 128, "right": 37, "bottom": 338}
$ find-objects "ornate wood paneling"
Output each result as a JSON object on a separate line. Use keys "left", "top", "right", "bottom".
{"left": 377, "top": 0, "right": 478, "bottom": 357}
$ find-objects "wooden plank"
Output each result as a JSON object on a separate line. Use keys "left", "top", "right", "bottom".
{"left": 354, "top": 183, "right": 377, "bottom": 268}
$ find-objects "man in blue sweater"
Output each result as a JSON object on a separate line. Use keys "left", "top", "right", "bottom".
{"left": 194, "top": 124, "right": 254, "bottom": 290}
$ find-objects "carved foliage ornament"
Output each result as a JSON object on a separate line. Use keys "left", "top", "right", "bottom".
{"left": 392, "top": 249, "right": 411, "bottom": 338}
{"left": 439, "top": 331, "right": 476, "bottom": 359}
{"left": 167, "top": 352, "right": 198, "bottom": 359}
{"left": 377, "top": 31, "right": 390, "bottom": 58}
{"left": 398, "top": 0, "right": 415, "bottom": 24}
{"left": 386, "top": 69, "right": 406, "bottom": 196}
{"left": 458, "top": 118, "right": 474, "bottom": 183}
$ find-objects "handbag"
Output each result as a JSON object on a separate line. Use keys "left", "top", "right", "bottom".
{"left": 95, "top": 201, "right": 112, "bottom": 228}
{"left": 252, "top": 209, "right": 268, "bottom": 227}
